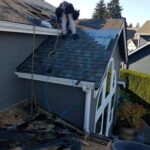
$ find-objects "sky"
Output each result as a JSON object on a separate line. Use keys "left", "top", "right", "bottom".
{"left": 45, "top": 0, "right": 150, "bottom": 27}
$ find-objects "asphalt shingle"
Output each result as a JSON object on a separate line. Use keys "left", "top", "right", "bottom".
{"left": 16, "top": 19, "right": 124, "bottom": 88}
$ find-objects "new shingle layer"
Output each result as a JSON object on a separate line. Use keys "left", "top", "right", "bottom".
{"left": 16, "top": 19, "right": 124, "bottom": 88}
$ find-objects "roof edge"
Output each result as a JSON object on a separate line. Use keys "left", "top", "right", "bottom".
{"left": 129, "top": 42, "right": 150, "bottom": 56}
{"left": 15, "top": 72, "right": 95, "bottom": 89}
{"left": 136, "top": 33, "right": 150, "bottom": 36}
{"left": 0, "top": 21, "right": 61, "bottom": 35}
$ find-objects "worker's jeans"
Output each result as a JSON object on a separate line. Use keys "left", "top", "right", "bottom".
{"left": 61, "top": 13, "right": 76, "bottom": 35}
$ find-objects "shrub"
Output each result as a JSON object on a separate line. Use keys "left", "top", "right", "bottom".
{"left": 117, "top": 100, "right": 146, "bottom": 128}
{"left": 120, "top": 69, "right": 150, "bottom": 104}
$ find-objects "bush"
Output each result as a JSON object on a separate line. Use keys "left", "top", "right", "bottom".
{"left": 120, "top": 69, "right": 150, "bottom": 104}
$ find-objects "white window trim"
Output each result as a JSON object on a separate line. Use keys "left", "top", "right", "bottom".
{"left": 94, "top": 57, "right": 117, "bottom": 136}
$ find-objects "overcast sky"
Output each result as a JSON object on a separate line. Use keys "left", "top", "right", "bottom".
{"left": 45, "top": 0, "right": 150, "bottom": 27}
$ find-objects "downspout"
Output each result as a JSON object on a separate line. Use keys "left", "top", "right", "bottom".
{"left": 82, "top": 85, "right": 92, "bottom": 133}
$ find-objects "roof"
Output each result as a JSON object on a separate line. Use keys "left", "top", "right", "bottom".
{"left": 0, "top": 0, "right": 55, "bottom": 25}
{"left": 129, "top": 42, "right": 150, "bottom": 56}
{"left": 137, "top": 21, "right": 150, "bottom": 35}
{"left": 16, "top": 19, "right": 126, "bottom": 89}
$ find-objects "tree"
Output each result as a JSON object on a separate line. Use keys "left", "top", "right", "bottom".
{"left": 92, "top": 0, "right": 107, "bottom": 19}
{"left": 128, "top": 23, "right": 133, "bottom": 28}
{"left": 136, "top": 22, "right": 140, "bottom": 28}
{"left": 107, "top": 0, "right": 122, "bottom": 18}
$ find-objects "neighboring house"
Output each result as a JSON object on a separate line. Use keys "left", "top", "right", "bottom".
{"left": 128, "top": 42, "right": 150, "bottom": 75}
{"left": 136, "top": 21, "right": 150, "bottom": 47}
{"left": 127, "top": 39, "right": 138, "bottom": 53}
{"left": 0, "top": 0, "right": 60, "bottom": 110}
{"left": 127, "top": 27, "right": 138, "bottom": 53}
{"left": 15, "top": 19, "right": 128, "bottom": 136}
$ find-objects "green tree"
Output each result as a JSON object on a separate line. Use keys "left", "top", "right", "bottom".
{"left": 92, "top": 0, "right": 107, "bottom": 19}
{"left": 107, "top": 0, "right": 122, "bottom": 18}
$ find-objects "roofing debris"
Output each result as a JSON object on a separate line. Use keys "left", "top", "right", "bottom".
{"left": 0, "top": 0, "right": 55, "bottom": 26}
{"left": 0, "top": 100, "right": 112, "bottom": 150}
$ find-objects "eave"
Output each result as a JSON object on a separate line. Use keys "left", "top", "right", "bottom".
{"left": 0, "top": 21, "right": 61, "bottom": 35}
{"left": 15, "top": 72, "right": 95, "bottom": 90}
{"left": 129, "top": 42, "right": 150, "bottom": 56}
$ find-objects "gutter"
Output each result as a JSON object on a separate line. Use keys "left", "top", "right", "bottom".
{"left": 0, "top": 21, "right": 61, "bottom": 35}
{"left": 15, "top": 72, "right": 95, "bottom": 89}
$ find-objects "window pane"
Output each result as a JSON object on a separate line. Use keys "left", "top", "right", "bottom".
{"left": 96, "top": 115, "right": 102, "bottom": 134}
{"left": 106, "top": 65, "right": 112, "bottom": 97}
{"left": 97, "top": 91, "right": 102, "bottom": 110}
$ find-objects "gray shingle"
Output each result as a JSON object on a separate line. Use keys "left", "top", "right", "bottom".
{"left": 16, "top": 19, "right": 124, "bottom": 88}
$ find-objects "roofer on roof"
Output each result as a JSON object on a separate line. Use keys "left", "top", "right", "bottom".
{"left": 55, "top": 1, "right": 79, "bottom": 40}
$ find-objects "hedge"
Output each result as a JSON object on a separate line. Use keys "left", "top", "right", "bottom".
{"left": 120, "top": 69, "right": 150, "bottom": 104}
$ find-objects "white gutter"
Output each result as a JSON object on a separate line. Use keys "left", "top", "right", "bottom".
{"left": 129, "top": 42, "right": 150, "bottom": 56}
{"left": 0, "top": 21, "right": 61, "bottom": 35}
{"left": 15, "top": 72, "right": 95, "bottom": 89}
{"left": 136, "top": 33, "right": 150, "bottom": 36}
{"left": 82, "top": 86, "right": 92, "bottom": 133}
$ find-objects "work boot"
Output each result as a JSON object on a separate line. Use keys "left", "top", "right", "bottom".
{"left": 62, "top": 34, "right": 67, "bottom": 39}
{"left": 73, "top": 34, "right": 79, "bottom": 40}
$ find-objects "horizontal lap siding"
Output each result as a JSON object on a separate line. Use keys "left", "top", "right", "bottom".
{"left": 33, "top": 81, "right": 85, "bottom": 129}
{"left": 0, "top": 32, "right": 47, "bottom": 111}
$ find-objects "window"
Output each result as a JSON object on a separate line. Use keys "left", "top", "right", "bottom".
{"left": 95, "top": 58, "right": 117, "bottom": 136}
{"left": 106, "top": 64, "right": 113, "bottom": 97}
{"left": 97, "top": 90, "right": 102, "bottom": 110}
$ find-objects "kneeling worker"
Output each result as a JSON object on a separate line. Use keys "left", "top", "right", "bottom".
{"left": 56, "top": 1, "right": 79, "bottom": 40}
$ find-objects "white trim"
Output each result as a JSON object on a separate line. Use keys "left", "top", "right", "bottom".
{"left": 117, "top": 80, "right": 126, "bottom": 89}
{"left": 129, "top": 42, "right": 150, "bottom": 56}
{"left": 122, "top": 23, "right": 128, "bottom": 63}
{"left": 15, "top": 72, "right": 95, "bottom": 89}
{"left": 94, "top": 57, "right": 117, "bottom": 136}
{"left": 136, "top": 33, "right": 150, "bottom": 36}
{"left": 83, "top": 87, "right": 92, "bottom": 133}
{"left": 0, "top": 21, "right": 61, "bottom": 35}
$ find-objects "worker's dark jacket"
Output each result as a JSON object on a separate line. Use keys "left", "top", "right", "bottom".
{"left": 55, "top": 2, "right": 80, "bottom": 22}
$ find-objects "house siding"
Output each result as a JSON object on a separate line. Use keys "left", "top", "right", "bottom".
{"left": 89, "top": 43, "right": 122, "bottom": 135}
{"left": 0, "top": 32, "right": 47, "bottom": 111}
{"left": 129, "top": 45, "right": 150, "bottom": 75}
{"left": 108, "top": 43, "right": 122, "bottom": 135}
{"left": 30, "top": 81, "right": 86, "bottom": 129}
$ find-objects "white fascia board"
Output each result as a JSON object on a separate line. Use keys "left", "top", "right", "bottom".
{"left": 129, "top": 42, "right": 150, "bottom": 56}
{"left": 0, "top": 21, "right": 61, "bottom": 35}
{"left": 15, "top": 72, "right": 95, "bottom": 89}
{"left": 137, "top": 33, "right": 150, "bottom": 36}
{"left": 122, "top": 23, "right": 128, "bottom": 63}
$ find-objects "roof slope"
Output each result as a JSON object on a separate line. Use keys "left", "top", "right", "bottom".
{"left": 16, "top": 19, "right": 125, "bottom": 88}
{"left": 0, "top": 0, "right": 55, "bottom": 25}
{"left": 137, "top": 21, "right": 150, "bottom": 35}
